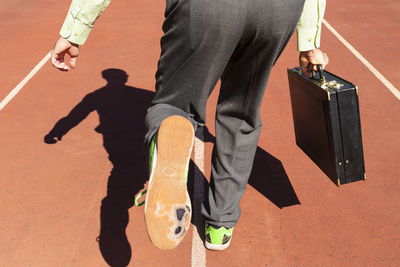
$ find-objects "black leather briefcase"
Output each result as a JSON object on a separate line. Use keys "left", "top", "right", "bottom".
{"left": 287, "top": 66, "right": 366, "bottom": 186}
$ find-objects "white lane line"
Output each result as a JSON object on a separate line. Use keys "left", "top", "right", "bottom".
{"left": 191, "top": 133, "right": 207, "bottom": 267}
{"left": 0, "top": 51, "right": 51, "bottom": 111}
{"left": 323, "top": 20, "right": 400, "bottom": 101}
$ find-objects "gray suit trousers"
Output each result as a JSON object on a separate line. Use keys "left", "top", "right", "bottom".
{"left": 145, "top": 0, "right": 305, "bottom": 228}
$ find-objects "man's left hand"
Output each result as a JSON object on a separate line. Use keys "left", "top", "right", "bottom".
{"left": 51, "top": 37, "right": 79, "bottom": 71}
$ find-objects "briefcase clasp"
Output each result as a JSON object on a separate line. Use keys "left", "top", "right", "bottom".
{"left": 312, "top": 65, "right": 344, "bottom": 90}
{"left": 324, "top": 80, "right": 344, "bottom": 90}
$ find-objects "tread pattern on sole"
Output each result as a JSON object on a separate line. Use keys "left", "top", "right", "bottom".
{"left": 144, "top": 116, "right": 194, "bottom": 250}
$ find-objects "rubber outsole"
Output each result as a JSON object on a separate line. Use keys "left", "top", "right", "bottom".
{"left": 204, "top": 239, "right": 232, "bottom": 251}
{"left": 144, "top": 115, "right": 194, "bottom": 250}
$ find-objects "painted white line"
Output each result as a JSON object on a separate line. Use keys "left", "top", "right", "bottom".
{"left": 0, "top": 51, "right": 51, "bottom": 111}
{"left": 323, "top": 20, "right": 400, "bottom": 101}
{"left": 191, "top": 133, "right": 207, "bottom": 267}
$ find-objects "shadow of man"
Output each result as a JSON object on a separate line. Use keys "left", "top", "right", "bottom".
{"left": 44, "top": 69, "right": 154, "bottom": 267}
{"left": 198, "top": 126, "right": 300, "bottom": 209}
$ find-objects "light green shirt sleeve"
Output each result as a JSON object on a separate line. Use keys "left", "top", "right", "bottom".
{"left": 60, "top": 0, "right": 112, "bottom": 45}
{"left": 296, "top": 0, "right": 326, "bottom": 51}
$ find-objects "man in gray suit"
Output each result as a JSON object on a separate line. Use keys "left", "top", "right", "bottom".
{"left": 52, "top": 0, "right": 329, "bottom": 251}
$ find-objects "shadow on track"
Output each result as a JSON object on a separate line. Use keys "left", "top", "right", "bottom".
{"left": 44, "top": 68, "right": 153, "bottom": 267}
{"left": 198, "top": 126, "right": 300, "bottom": 209}
{"left": 43, "top": 69, "right": 299, "bottom": 265}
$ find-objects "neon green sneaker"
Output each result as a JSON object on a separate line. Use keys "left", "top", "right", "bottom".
{"left": 205, "top": 223, "right": 234, "bottom": 251}
{"left": 143, "top": 115, "right": 194, "bottom": 250}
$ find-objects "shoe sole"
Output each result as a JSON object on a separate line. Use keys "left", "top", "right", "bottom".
{"left": 144, "top": 115, "right": 194, "bottom": 250}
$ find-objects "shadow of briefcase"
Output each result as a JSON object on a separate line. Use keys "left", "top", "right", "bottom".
{"left": 287, "top": 66, "right": 366, "bottom": 186}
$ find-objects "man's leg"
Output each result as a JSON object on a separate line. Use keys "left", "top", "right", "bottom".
{"left": 145, "top": 0, "right": 249, "bottom": 146}
{"left": 202, "top": 0, "right": 305, "bottom": 229}
{"left": 143, "top": 0, "right": 249, "bottom": 249}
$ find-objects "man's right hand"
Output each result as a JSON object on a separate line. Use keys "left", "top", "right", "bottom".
{"left": 51, "top": 37, "right": 79, "bottom": 71}
{"left": 299, "top": 48, "right": 329, "bottom": 77}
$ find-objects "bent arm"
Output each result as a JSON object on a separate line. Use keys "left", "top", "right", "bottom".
{"left": 45, "top": 94, "right": 96, "bottom": 142}
{"left": 296, "top": 0, "right": 326, "bottom": 52}
{"left": 60, "top": 0, "right": 112, "bottom": 45}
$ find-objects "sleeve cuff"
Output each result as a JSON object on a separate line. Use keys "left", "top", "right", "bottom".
{"left": 297, "top": 27, "right": 321, "bottom": 51}
{"left": 59, "top": 14, "right": 93, "bottom": 45}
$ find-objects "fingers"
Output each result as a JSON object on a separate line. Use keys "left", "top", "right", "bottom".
{"left": 299, "top": 49, "right": 329, "bottom": 77}
{"left": 299, "top": 54, "right": 312, "bottom": 77}
{"left": 299, "top": 54, "right": 314, "bottom": 77}
{"left": 69, "top": 56, "right": 78, "bottom": 69}
{"left": 51, "top": 49, "right": 69, "bottom": 71}
{"left": 68, "top": 43, "right": 79, "bottom": 68}
{"left": 51, "top": 37, "right": 79, "bottom": 70}
{"left": 310, "top": 51, "right": 329, "bottom": 70}
{"left": 51, "top": 37, "right": 70, "bottom": 71}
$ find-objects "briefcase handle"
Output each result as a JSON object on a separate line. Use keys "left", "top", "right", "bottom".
{"left": 312, "top": 64, "right": 326, "bottom": 85}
